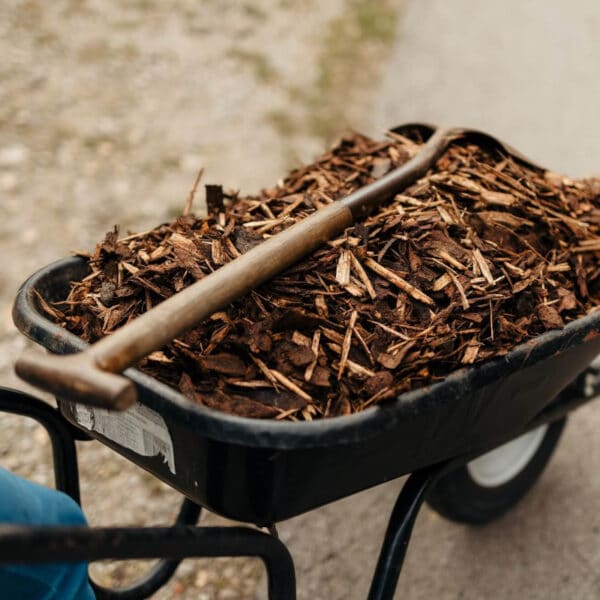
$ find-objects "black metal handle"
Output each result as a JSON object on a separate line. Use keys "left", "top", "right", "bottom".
{"left": 0, "top": 524, "right": 296, "bottom": 600}
{"left": 0, "top": 386, "right": 82, "bottom": 502}
{"left": 91, "top": 498, "right": 201, "bottom": 600}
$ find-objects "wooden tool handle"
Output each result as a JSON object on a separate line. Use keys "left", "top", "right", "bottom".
{"left": 15, "top": 126, "right": 457, "bottom": 409}
{"left": 15, "top": 352, "right": 137, "bottom": 410}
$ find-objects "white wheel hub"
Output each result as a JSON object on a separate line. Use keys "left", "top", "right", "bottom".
{"left": 467, "top": 425, "right": 549, "bottom": 488}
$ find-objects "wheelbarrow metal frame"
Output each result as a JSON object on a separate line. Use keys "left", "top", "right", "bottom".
{"left": 0, "top": 380, "right": 595, "bottom": 600}
{"left": 12, "top": 254, "right": 600, "bottom": 524}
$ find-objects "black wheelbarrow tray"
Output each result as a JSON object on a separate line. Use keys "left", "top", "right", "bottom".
{"left": 13, "top": 253, "right": 600, "bottom": 527}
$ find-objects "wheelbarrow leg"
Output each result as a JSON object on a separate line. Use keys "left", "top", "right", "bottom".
{"left": 0, "top": 387, "right": 296, "bottom": 599}
{"left": 368, "top": 463, "right": 449, "bottom": 600}
{"left": 0, "top": 386, "right": 82, "bottom": 503}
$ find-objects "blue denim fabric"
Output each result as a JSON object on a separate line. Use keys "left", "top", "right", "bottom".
{"left": 0, "top": 466, "right": 95, "bottom": 599}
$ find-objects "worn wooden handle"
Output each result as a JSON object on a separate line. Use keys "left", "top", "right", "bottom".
{"left": 15, "top": 126, "right": 457, "bottom": 409}
{"left": 15, "top": 352, "right": 137, "bottom": 410}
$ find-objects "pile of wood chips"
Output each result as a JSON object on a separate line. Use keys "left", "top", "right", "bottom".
{"left": 42, "top": 130, "right": 600, "bottom": 420}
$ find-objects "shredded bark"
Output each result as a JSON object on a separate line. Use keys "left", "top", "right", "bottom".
{"left": 45, "top": 129, "right": 600, "bottom": 420}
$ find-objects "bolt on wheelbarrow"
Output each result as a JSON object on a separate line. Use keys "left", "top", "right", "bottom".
{"left": 2, "top": 123, "right": 600, "bottom": 599}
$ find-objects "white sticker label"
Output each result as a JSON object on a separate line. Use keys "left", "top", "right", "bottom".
{"left": 74, "top": 402, "right": 176, "bottom": 474}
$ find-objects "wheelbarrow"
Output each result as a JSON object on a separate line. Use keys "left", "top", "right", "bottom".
{"left": 2, "top": 123, "right": 600, "bottom": 599}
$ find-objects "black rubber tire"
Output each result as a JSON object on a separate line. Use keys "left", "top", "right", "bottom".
{"left": 426, "top": 417, "right": 567, "bottom": 525}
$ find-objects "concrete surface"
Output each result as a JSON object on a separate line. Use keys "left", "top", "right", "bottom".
{"left": 276, "top": 2, "right": 600, "bottom": 599}
{"left": 373, "top": 0, "right": 600, "bottom": 177}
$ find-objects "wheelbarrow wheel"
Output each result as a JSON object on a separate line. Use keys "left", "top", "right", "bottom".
{"left": 426, "top": 418, "right": 567, "bottom": 525}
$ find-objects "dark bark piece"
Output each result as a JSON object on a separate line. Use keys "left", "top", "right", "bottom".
{"left": 205, "top": 184, "right": 224, "bottom": 215}
{"left": 232, "top": 227, "right": 263, "bottom": 254}
{"left": 99, "top": 281, "right": 117, "bottom": 307}
{"left": 308, "top": 366, "right": 331, "bottom": 388}
{"left": 202, "top": 391, "right": 280, "bottom": 419}
{"left": 537, "top": 304, "right": 565, "bottom": 330}
{"left": 364, "top": 371, "right": 394, "bottom": 395}
{"left": 199, "top": 353, "right": 247, "bottom": 377}
{"left": 557, "top": 288, "right": 578, "bottom": 313}
{"left": 246, "top": 389, "right": 308, "bottom": 411}
{"left": 282, "top": 343, "right": 315, "bottom": 367}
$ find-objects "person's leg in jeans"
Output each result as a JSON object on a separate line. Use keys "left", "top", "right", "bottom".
{"left": 0, "top": 466, "right": 95, "bottom": 599}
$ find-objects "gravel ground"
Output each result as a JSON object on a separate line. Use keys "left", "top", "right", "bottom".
{"left": 0, "top": 1, "right": 400, "bottom": 597}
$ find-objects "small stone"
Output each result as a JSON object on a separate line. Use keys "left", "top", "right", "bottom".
{"left": 33, "top": 423, "right": 48, "bottom": 440}
{"left": 195, "top": 570, "right": 210, "bottom": 587}
{"left": 172, "top": 581, "right": 185, "bottom": 595}
{"left": 177, "top": 561, "right": 194, "bottom": 577}
{"left": 21, "top": 228, "right": 38, "bottom": 245}
{"left": 0, "top": 144, "right": 29, "bottom": 168}
{"left": 222, "top": 565, "right": 237, "bottom": 579}
{"left": 0, "top": 172, "right": 19, "bottom": 192}
{"left": 98, "top": 140, "right": 114, "bottom": 157}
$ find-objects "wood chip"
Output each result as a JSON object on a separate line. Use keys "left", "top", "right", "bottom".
{"left": 304, "top": 330, "right": 321, "bottom": 382}
{"left": 364, "top": 257, "right": 434, "bottom": 306}
{"left": 338, "top": 310, "right": 358, "bottom": 380}
{"left": 473, "top": 249, "right": 494, "bottom": 285}
{"left": 448, "top": 270, "right": 470, "bottom": 310}
{"left": 335, "top": 250, "right": 352, "bottom": 286}
{"left": 349, "top": 252, "right": 377, "bottom": 300}
{"left": 270, "top": 369, "right": 312, "bottom": 402}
